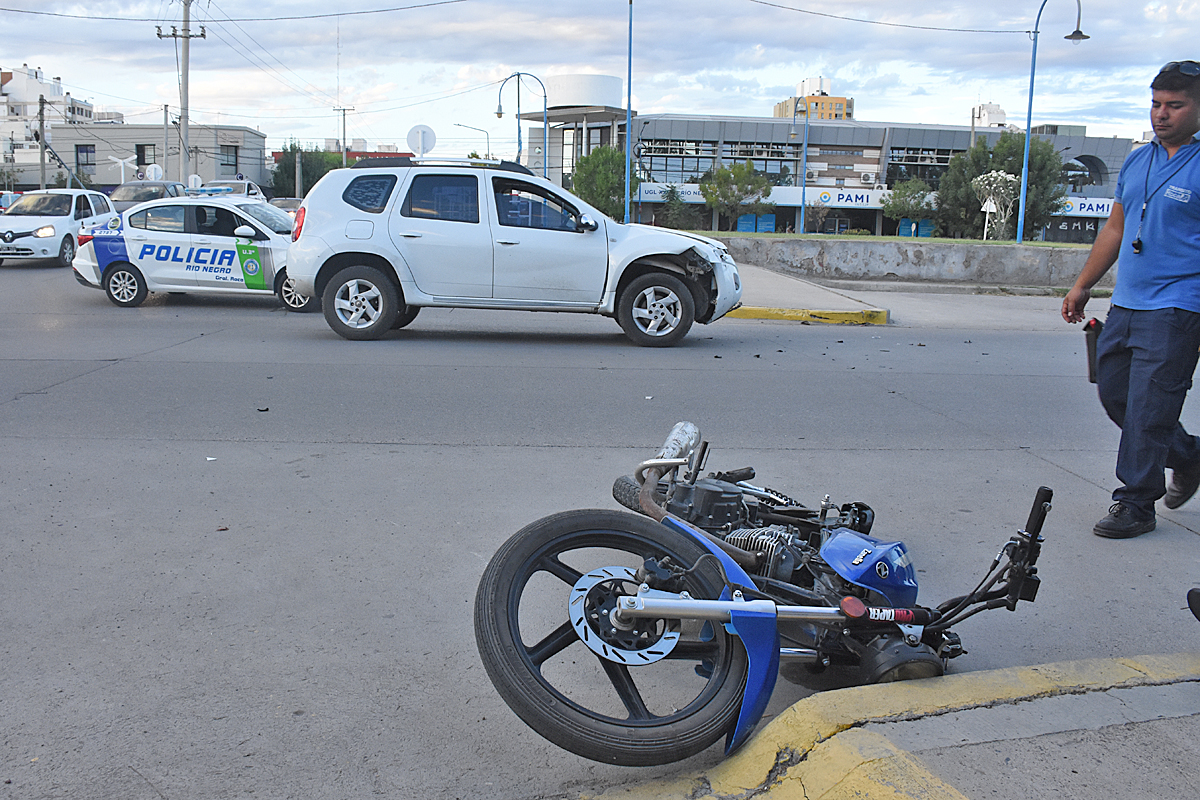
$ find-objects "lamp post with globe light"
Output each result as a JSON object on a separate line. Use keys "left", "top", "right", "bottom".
{"left": 496, "top": 73, "right": 549, "bottom": 178}
{"left": 1016, "top": 0, "right": 1088, "bottom": 241}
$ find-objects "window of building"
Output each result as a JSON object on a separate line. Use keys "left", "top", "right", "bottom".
{"left": 136, "top": 144, "right": 157, "bottom": 167}
{"left": 75, "top": 144, "right": 96, "bottom": 175}
{"left": 219, "top": 145, "right": 238, "bottom": 176}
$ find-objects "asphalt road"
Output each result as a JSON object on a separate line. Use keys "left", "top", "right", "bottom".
{"left": 2, "top": 262, "right": 1198, "bottom": 800}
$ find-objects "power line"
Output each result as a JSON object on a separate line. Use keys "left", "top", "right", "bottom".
{"left": 202, "top": 0, "right": 340, "bottom": 106}
{"left": 0, "top": 1, "right": 468, "bottom": 23}
{"left": 744, "top": 1, "right": 1028, "bottom": 34}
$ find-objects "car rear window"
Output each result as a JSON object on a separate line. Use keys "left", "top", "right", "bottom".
{"left": 400, "top": 174, "right": 479, "bottom": 223}
{"left": 129, "top": 205, "right": 186, "bottom": 232}
{"left": 342, "top": 175, "right": 397, "bottom": 214}
{"left": 111, "top": 185, "right": 166, "bottom": 202}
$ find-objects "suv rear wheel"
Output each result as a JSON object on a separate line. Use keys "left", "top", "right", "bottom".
{"left": 617, "top": 272, "right": 695, "bottom": 347}
{"left": 322, "top": 265, "right": 399, "bottom": 340}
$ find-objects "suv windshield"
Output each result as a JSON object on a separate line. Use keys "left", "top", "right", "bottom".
{"left": 237, "top": 201, "right": 293, "bottom": 235}
{"left": 4, "top": 193, "right": 71, "bottom": 216}
{"left": 111, "top": 185, "right": 167, "bottom": 202}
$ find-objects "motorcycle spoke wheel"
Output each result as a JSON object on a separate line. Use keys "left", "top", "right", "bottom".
{"left": 474, "top": 509, "right": 748, "bottom": 766}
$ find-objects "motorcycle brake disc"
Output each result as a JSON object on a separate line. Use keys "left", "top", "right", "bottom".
{"left": 569, "top": 566, "right": 681, "bottom": 664}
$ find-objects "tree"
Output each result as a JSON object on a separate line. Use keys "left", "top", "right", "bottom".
{"left": 971, "top": 170, "right": 1019, "bottom": 240}
{"left": 935, "top": 131, "right": 1066, "bottom": 240}
{"left": 881, "top": 179, "right": 937, "bottom": 231}
{"left": 571, "top": 145, "right": 640, "bottom": 220}
{"left": 805, "top": 199, "right": 831, "bottom": 233}
{"left": 991, "top": 131, "right": 1067, "bottom": 240}
{"left": 270, "top": 141, "right": 346, "bottom": 198}
{"left": 699, "top": 160, "right": 774, "bottom": 231}
{"left": 659, "top": 184, "right": 699, "bottom": 230}
{"left": 935, "top": 137, "right": 993, "bottom": 239}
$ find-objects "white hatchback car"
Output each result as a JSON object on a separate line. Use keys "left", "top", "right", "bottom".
{"left": 287, "top": 158, "right": 741, "bottom": 346}
{"left": 1, "top": 188, "right": 118, "bottom": 267}
{"left": 72, "top": 196, "right": 315, "bottom": 311}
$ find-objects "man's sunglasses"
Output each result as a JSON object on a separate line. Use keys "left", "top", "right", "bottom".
{"left": 1160, "top": 61, "right": 1200, "bottom": 76}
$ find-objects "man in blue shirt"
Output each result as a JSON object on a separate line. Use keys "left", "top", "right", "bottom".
{"left": 1063, "top": 62, "right": 1200, "bottom": 538}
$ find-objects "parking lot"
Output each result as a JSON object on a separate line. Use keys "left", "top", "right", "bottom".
{"left": 2, "top": 260, "right": 1198, "bottom": 799}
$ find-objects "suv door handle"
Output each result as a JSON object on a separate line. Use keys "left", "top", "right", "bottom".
{"left": 496, "top": 239, "right": 520, "bottom": 245}
{"left": 399, "top": 233, "right": 423, "bottom": 238}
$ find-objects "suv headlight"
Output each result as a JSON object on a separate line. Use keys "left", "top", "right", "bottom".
{"left": 34, "top": 225, "right": 56, "bottom": 238}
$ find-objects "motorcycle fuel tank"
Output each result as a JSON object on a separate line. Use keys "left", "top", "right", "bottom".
{"left": 820, "top": 529, "right": 919, "bottom": 608}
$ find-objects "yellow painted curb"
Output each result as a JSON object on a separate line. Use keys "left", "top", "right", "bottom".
{"left": 726, "top": 306, "right": 890, "bottom": 325}
{"left": 579, "top": 653, "right": 1200, "bottom": 800}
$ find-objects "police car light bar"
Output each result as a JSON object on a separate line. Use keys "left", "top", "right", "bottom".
{"left": 185, "top": 186, "right": 235, "bottom": 195}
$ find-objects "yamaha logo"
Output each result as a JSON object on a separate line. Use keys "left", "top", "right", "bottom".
{"left": 243, "top": 259, "right": 260, "bottom": 276}
{"left": 875, "top": 561, "right": 889, "bottom": 579}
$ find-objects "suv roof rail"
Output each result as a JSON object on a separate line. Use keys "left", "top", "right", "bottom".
{"left": 349, "top": 156, "right": 534, "bottom": 176}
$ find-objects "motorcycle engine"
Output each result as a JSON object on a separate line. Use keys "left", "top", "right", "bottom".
{"left": 665, "top": 477, "right": 754, "bottom": 529}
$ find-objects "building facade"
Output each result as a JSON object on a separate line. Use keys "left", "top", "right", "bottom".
{"left": 528, "top": 111, "right": 1131, "bottom": 238}
{"left": 5, "top": 121, "right": 269, "bottom": 192}
{"left": 2, "top": 64, "right": 95, "bottom": 189}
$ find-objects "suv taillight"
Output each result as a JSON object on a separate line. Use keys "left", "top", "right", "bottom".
{"left": 77, "top": 233, "right": 93, "bottom": 247}
{"left": 291, "top": 206, "right": 305, "bottom": 242}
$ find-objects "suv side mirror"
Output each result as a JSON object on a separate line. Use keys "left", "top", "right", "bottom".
{"left": 578, "top": 214, "right": 598, "bottom": 232}
{"left": 233, "top": 224, "right": 257, "bottom": 239}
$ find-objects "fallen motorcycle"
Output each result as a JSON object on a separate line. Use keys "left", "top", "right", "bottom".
{"left": 474, "top": 422, "right": 1051, "bottom": 766}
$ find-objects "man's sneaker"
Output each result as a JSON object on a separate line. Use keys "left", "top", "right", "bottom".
{"left": 1164, "top": 464, "right": 1200, "bottom": 509}
{"left": 1093, "top": 503, "right": 1156, "bottom": 538}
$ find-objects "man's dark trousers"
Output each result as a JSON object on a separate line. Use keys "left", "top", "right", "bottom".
{"left": 1096, "top": 305, "right": 1200, "bottom": 516}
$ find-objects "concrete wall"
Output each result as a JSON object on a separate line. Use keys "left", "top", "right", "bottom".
{"left": 711, "top": 236, "right": 1110, "bottom": 288}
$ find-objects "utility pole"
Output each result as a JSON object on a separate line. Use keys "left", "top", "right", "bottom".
{"left": 158, "top": 0, "right": 205, "bottom": 182}
{"left": 38, "top": 95, "right": 46, "bottom": 189}
{"left": 164, "top": 104, "right": 170, "bottom": 179}
{"left": 334, "top": 107, "right": 353, "bottom": 167}
{"left": 294, "top": 150, "right": 303, "bottom": 197}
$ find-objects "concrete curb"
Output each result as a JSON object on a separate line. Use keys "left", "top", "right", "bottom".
{"left": 727, "top": 306, "right": 890, "bottom": 325}
{"left": 579, "top": 653, "right": 1200, "bottom": 800}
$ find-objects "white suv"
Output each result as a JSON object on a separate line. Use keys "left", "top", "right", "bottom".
{"left": 287, "top": 158, "right": 741, "bottom": 346}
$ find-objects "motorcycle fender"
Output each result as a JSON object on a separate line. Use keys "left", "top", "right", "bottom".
{"left": 659, "top": 516, "right": 780, "bottom": 754}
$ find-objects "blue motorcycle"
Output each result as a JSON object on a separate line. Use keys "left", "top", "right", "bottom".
{"left": 474, "top": 422, "right": 1051, "bottom": 766}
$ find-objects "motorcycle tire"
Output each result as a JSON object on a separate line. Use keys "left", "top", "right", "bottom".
{"left": 474, "top": 508, "right": 749, "bottom": 766}
{"left": 611, "top": 474, "right": 669, "bottom": 515}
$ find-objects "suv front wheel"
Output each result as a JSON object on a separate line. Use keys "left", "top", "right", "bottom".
{"left": 617, "top": 272, "right": 695, "bottom": 347}
{"left": 322, "top": 265, "right": 399, "bottom": 340}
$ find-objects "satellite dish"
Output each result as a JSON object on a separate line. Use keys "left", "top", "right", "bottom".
{"left": 188, "top": 174, "right": 203, "bottom": 189}
{"left": 145, "top": 164, "right": 164, "bottom": 181}
{"left": 407, "top": 125, "right": 436, "bottom": 156}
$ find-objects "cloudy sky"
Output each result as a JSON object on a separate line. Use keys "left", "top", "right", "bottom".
{"left": 3, "top": 1, "right": 1192, "bottom": 159}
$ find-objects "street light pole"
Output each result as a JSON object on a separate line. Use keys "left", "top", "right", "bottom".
{"left": 455, "top": 123, "right": 491, "bottom": 159}
{"left": 1016, "top": 0, "right": 1088, "bottom": 242}
{"left": 790, "top": 97, "right": 811, "bottom": 234}
{"left": 624, "top": 0, "right": 634, "bottom": 224}
{"left": 496, "top": 73, "right": 548, "bottom": 178}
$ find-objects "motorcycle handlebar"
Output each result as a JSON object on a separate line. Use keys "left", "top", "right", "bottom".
{"left": 1024, "top": 486, "right": 1053, "bottom": 537}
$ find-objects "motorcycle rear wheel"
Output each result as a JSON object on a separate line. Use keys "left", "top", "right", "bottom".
{"left": 474, "top": 508, "right": 749, "bottom": 766}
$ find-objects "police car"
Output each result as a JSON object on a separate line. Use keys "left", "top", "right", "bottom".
{"left": 73, "top": 195, "right": 315, "bottom": 311}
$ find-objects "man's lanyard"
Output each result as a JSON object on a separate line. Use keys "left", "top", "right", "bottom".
{"left": 1132, "top": 141, "right": 1199, "bottom": 254}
